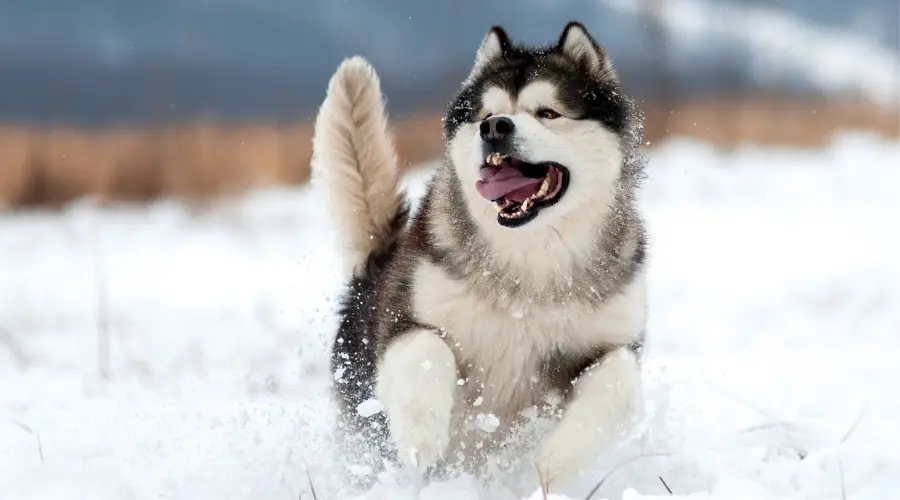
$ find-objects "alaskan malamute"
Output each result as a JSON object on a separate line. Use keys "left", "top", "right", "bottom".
{"left": 312, "top": 21, "right": 648, "bottom": 489}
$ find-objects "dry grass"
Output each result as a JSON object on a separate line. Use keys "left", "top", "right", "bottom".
{"left": 0, "top": 123, "right": 316, "bottom": 208}
{"left": 642, "top": 96, "right": 899, "bottom": 149}
{"left": 0, "top": 97, "right": 895, "bottom": 208}
{"left": 658, "top": 476, "right": 674, "bottom": 495}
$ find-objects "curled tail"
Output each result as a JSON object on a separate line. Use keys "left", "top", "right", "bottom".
{"left": 312, "top": 56, "right": 408, "bottom": 277}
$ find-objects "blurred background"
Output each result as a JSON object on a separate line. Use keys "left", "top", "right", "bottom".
{"left": 0, "top": 0, "right": 897, "bottom": 208}
{"left": 1, "top": 2, "right": 899, "bottom": 498}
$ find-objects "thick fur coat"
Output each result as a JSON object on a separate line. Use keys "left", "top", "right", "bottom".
{"left": 311, "top": 21, "right": 649, "bottom": 488}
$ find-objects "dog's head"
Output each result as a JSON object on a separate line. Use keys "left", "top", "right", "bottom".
{"left": 444, "top": 22, "right": 636, "bottom": 230}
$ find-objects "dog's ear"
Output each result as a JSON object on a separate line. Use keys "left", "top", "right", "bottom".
{"left": 465, "top": 26, "right": 511, "bottom": 84}
{"left": 557, "top": 22, "right": 617, "bottom": 82}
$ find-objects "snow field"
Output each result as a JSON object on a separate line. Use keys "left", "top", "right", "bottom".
{"left": 1, "top": 132, "right": 898, "bottom": 499}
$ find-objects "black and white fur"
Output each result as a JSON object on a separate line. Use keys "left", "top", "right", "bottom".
{"left": 312, "top": 22, "right": 648, "bottom": 488}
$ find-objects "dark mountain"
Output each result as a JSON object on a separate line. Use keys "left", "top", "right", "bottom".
{"left": 0, "top": 0, "right": 896, "bottom": 124}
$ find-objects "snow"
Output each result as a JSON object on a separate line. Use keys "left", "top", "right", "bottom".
{"left": 474, "top": 413, "right": 501, "bottom": 434}
{"left": 601, "top": 0, "right": 900, "bottom": 105}
{"left": 357, "top": 399, "right": 385, "bottom": 418}
{"left": 1, "top": 132, "right": 899, "bottom": 499}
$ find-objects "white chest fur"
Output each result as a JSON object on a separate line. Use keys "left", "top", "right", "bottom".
{"left": 410, "top": 261, "right": 646, "bottom": 423}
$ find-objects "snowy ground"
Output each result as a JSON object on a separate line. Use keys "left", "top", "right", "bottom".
{"left": 1, "top": 133, "right": 898, "bottom": 500}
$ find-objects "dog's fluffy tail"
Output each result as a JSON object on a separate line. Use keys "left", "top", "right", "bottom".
{"left": 312, "top": 56, "right": 408, "bottom": 277}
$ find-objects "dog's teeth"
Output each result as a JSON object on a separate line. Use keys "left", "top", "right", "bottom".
{"left": 486, "top": 152, "right": 508, "bottom": 166}
{"left": 494, "top": 203, "right": 502, "bottom": 212}
{"left": 536, "top": 178, "right": 550, "bottom": 198}
{"left": 521, "top": 198, "right": 533, "bottom": 212}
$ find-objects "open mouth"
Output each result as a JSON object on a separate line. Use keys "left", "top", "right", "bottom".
{"left": 475, "top": 153, "right": 570, "bottom": 227}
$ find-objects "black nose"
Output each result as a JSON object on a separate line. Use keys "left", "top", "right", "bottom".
{"left": 479, "top": 116, "right": 515, "bottom": 143}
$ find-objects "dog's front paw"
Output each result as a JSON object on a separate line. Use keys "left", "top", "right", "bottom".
{"left": 376, "top": 329, "right": 458, "bottom": 473}
{"left": 533, "top": 427, "right": 591, "bottom": 487}
{"left": 533, "top": 439, "right": 567, "bottom": 487}
{"left": 389, "top": 403, "right": 451, "bottom": 472}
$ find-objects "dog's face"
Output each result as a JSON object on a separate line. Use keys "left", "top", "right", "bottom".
{"left": 444, "top": 22, "right": 633, "bottom": 230}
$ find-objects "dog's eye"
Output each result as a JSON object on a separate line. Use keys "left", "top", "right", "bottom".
{"left": 537, "top": 108, "right": 561, "bottom": 120}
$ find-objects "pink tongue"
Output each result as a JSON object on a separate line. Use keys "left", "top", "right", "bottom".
{"left": 476, "top": 166, "right": 543, "bottom": 202}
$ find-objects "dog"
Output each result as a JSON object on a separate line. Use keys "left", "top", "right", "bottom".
{"left": 312, "top": 21, "right": 649, "bottom": 489}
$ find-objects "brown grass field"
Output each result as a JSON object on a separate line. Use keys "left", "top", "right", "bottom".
{"left": 0, "top": 96, "right": 896, "bottom": 209}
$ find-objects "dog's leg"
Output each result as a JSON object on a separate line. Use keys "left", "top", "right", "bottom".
{"left": 535, "top": 347, "right": 642, "bottom": 486}
{"left": 376, "top": 328, "right": 457, "bottom": 473}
